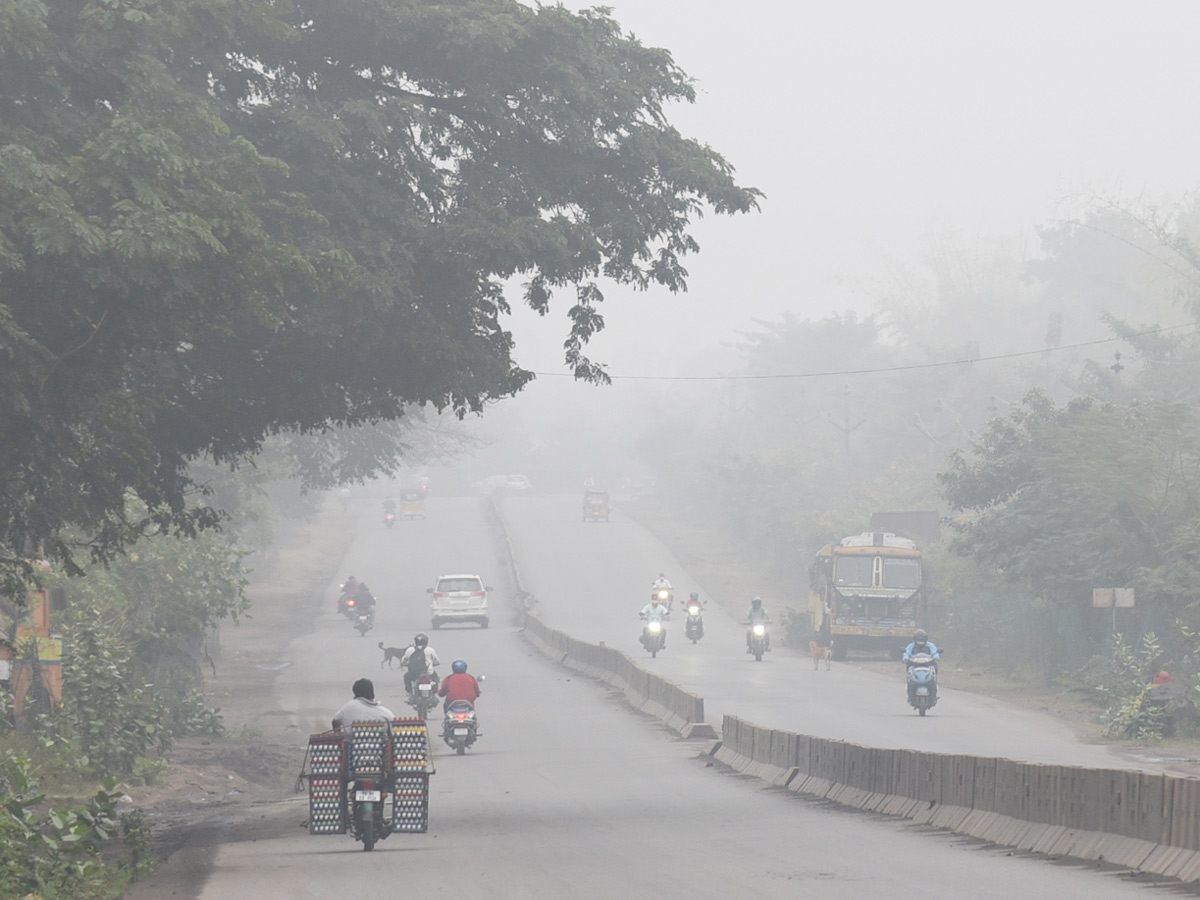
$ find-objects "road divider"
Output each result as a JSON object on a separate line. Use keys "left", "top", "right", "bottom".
{"left": 716, "top": 713, "right": 1200, "bottom": 882}
{"left": 488, "top": 496, "right": 716, "bottom": 739}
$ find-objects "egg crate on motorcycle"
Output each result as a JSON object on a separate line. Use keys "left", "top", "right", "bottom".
{"left": 390, "top": 773, "right": 430, "bottom": 833}
{"left": 347, "top": 721, "right": 392, "bottom": 778}
{"left": 390, "top": 719, "right": 432, "bottom": 773}
{"left": 306, "top": 732, "right": 347, "bottom": 835}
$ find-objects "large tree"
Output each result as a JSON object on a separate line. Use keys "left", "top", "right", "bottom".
{"left": 0, "top": 0, "right": 759, "bottom": 595}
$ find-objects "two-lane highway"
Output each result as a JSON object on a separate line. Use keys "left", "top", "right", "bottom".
{"left": 501, "top": 492, "right": 1156, "bottom": 769}
{"left": 133, "top": 493, "right": 1178, "bottom": 897}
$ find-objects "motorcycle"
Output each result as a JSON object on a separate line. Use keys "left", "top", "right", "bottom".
{"left": 349, "top": 772, "right": 387, "bottom": 851}
{"left": 748, "top": 623, "right": 768, "bottom": 661}
{"left": 684, "top": 600, "right": 704, "bottom": 643}
{"left": 407, "top": 672, "right": 439, "bottom": 721}
{"left": 651, "top": 587, "right": 674, "bottom": 610}
{"left": 353, "top": 607, "right": 374, "bottom": 636}
{"left": 640, "top": 613, "right": 667, "bottom": 657}
{"left": 384, "top": 511, "right": 396, "bottom": 528}
{"left": 905, "top": 652, "right": 938, "bottom": 716}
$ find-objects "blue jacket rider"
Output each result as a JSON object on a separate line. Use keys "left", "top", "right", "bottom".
{"left": 902, "top": 630, "right": 939, "bottom": 700}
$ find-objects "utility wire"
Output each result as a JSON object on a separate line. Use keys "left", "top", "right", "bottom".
{"left": 532, "top": 321, "right": 1200, "bottom": 382}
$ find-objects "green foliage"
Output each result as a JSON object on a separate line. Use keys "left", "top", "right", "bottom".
{"left": 0, "top": 752, "right": 130, "bottom": 900}
{"left": 0, "top": 0, "right": 758, "bottom": 601}
{"left": 1097, "top": 633, "right": 1166, "bottom": 740}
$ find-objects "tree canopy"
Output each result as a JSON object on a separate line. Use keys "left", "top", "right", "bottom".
{"left": 0, "top": 0, "right": 759, "bottom": 594}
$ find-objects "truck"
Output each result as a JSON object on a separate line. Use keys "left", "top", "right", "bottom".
{"left": 810, "top": 532, "right": 924, "bottom": 660}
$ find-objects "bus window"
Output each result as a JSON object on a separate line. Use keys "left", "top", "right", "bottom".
{"left": 883, "top": 558, "right": 920, "bottom": 589}
{"left": 834, "top": 557, "right": 873, "bottom": 587}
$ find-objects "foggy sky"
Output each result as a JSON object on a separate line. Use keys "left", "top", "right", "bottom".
{"left": 510, "top": 0, "right": 1200, "bottom": 377}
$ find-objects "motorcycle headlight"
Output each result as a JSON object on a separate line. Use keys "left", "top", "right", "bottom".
{"left": 753, "top": 624, "right": 765, "bottom": 636}
{"left": 657, "top": 590, "right": 669, "bottom": 600}
{"left": 648, "top": 620, "right": 662, "bottom": 633}
{"left": 688, "top": 606, "right": 700, "bottom": 614}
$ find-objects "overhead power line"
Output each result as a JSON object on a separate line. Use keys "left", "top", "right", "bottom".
{"left": 531, "top": 321, "right": 1200, "bottom": 382}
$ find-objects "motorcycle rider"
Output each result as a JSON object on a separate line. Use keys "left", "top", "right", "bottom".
{"left": 382, "top": 496, "right": 397, "bottom": 515}
{"left": 332, "top": 677, "right": 395, "bottom": 732}
{"left": 339, "top": 575, "right": 360, "bottom": 615}
{"left": 686, "top": 591, "right": 704, "bottom": 610}
{"left": 354, "top": 582, "right": 377, "bottom": 627}
{"left": 651, "top": 572, "right": 672, "bottom": 593}
{"left": 400, "top": 633, "right": 442, "bottom": 695}
{"left": 438, "top": 658, "right": 481, "bottom": 713}
{"left": 745, "top": 596, "right": 771, "bottom": 653}
{"left": 902, "top": 629, "right": 940, "bottom": 704}
{"left": 640, "top": 596, "right": 670, "bottom": 649}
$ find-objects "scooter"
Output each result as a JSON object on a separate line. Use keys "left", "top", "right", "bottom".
{"left": 684, "top": 600, "right": 704, "bottom": 643}
{"left": 442, "top": 700, "right": 480, "bottom": 754}
{"left": 906, "top": 652, "right": 938, "bottom": 716}
{"left": 748, "top": 623, "right": 768, "bottom": 661}
{"left": 640, "top": 614, "right": 667, "bottom": 657}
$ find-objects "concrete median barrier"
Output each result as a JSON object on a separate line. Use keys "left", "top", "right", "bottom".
{"left": 717, "top": 712, "right": 1200, "bottom": 882}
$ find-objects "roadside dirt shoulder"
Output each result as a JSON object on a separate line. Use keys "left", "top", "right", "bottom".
{"left": 122, "top": 503, "right": 354, "bottom": 882}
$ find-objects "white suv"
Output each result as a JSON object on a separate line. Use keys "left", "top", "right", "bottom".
{"left": 428, "top": 574, "right": 492, "bottom": 629}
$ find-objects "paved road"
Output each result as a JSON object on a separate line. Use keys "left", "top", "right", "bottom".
{"left": 500, "top": 492, "right": 1162, "bottom": 771}
{"left": 145, "top": 494, "right": 1183, "bottom": 897}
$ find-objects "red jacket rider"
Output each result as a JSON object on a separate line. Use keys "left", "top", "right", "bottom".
{"left": 438, "top": 661, "right": 481, "bottom": 708}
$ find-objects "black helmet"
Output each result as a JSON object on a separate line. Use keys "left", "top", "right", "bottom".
{"left": 414, "top": 633, "right": 428, "bottom": 649}
{"left": 690, "top": 592, "right": 699, "bottom": 601}
{"left": 914, "top": 629, "right": 928, "bottom": 645}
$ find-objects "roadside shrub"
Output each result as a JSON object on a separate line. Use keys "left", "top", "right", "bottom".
{"left": 1097, "top": 632, "right": 1166, "bottom": 740}
{"left": 0, "top": 752, "right": 128, "bottom": 900}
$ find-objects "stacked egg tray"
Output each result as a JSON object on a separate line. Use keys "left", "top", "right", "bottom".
{"left": 348, "top": 722, "right": 392, "bottom": 777}
{"left": 307, "top": 732, "right": 347, "bottom": 835}
{"left": 390, "top": 719, "right": 431, "bottom": 833}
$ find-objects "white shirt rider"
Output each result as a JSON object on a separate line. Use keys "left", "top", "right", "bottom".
{"left": 641, "top": 600, "right": 669, "bottom": 620}
{"left": 651, "top": 574, "right": 672, "bottom": 591}
{"left": 400, "top": 645, "right": 442, "bottom": 671}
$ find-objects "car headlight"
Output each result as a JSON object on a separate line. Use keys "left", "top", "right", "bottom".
{"left": 753, "top": 624, "right": 765, "bottom": 636}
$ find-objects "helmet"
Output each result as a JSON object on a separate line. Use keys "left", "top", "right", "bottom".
{"left": 914, "top": 629, "right": 928, "bottom": 645}
{"left": 751, "top": 596, "right": 762, "bottom": 607}
{"left": 451, "top": 659, "right": 468, "bottom": 674}
{"left": 414, "top": 633, "right": 428, "bottom": 649}
{"left": 690, "top": 592, "right": 699, "bottom": 601}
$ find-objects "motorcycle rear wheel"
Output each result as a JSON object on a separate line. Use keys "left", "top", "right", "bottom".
{"left": 360, "top": 808, "right": 376, "bottom": 851}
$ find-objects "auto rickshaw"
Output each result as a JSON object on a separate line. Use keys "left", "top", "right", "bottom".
{"left": 399, "top": 489, "right": 426, "bottom": 519}
{"left": 582, "top": 489, "right": 610, "bottom": 522}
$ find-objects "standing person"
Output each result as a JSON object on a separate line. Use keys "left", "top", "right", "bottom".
{"left": 745, "top": 596, "right": 771, "bottom": 653}
{"left": 438, "top": 659, "right": 481, "bottom": 713}
{"left": 332, "top": 678, "right": 395, "bottom": 732}
{"left": 400, "top": 633, "right": 442, "bottom": 695}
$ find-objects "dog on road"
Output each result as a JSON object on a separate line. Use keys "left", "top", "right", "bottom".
{"left": 810, "top": 640, "right": 832, "bottom": 670}
{"left": 379, "top": 641, "right": 405, "bottom": 669}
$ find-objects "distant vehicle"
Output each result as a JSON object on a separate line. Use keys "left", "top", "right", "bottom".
{"left": 582, "top": 489, "right": 610, "bottom": 521}
{"left": 472, "top": 474, "right": 532, "bottom": 493}
{"left": 399, "top": 489, "right": 426, "bottom": 519}
{"left": 428, "top": 574, "right": 493, "bottom": 629}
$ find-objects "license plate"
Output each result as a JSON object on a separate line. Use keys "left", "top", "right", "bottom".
{"left": 355, "top": 790, "right": 382, "bottom": 802}
{"left": 454, "top": 727, "right": 469, "bottom": 736}
{"left": 419, "top": 685, "right": 431, "bottom": 695}
{"left": 916, "top": 688, "right": 928, "bottom": 696}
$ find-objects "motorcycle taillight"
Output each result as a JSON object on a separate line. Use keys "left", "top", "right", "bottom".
{"left": 455, "top": 713, "right": 468, "bottom": 720}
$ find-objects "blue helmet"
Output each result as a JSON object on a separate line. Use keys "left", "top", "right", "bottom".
{"left": 451, "top": 658, "right": 468, "bottom": 674}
